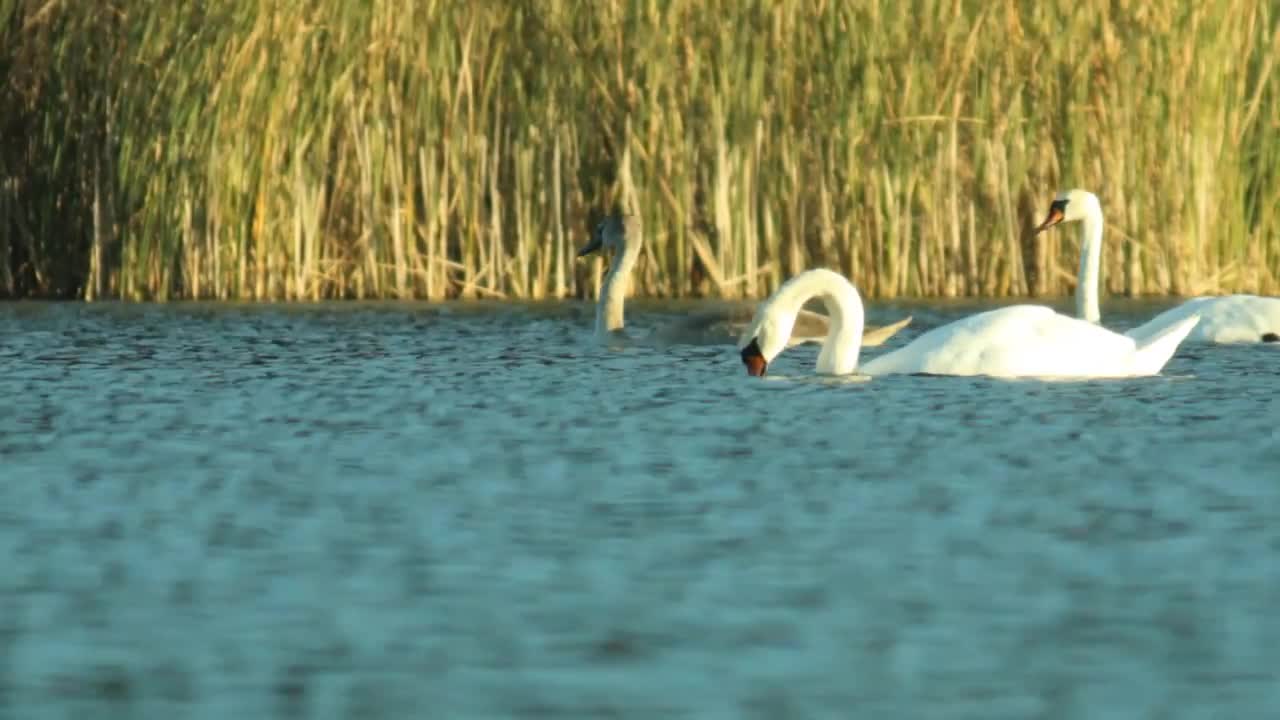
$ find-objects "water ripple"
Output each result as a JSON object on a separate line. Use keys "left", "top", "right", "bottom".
{"left": 0, "top": 299, "right": 1277, "bottom": 717}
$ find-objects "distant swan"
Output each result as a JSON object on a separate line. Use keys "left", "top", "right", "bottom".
{"left": 1035, "top": 188, "right": 1280, "bottom": 344}
{"left": 578, "top": 213, "right": 912, "bottom": 346}
{"left": 737, "top": 268, "right": 1200, "bottom": 379}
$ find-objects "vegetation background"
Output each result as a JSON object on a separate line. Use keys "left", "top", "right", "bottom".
{"left": 2, "top": 0, "right": 1277, "bottom": 302}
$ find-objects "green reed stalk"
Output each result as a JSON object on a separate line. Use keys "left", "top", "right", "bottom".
{"left": 1, "top": 0, "right": 1277, "bottom": 301}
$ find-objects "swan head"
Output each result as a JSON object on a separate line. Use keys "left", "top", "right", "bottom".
{"left": 578, "top": 213, "right": 640, "bottom": 257}
{"left": 1034, "top": 189, "right": 1100, "bottom": 233}
{"left": 737, "top": 304, "right": 796, "bottom": 377}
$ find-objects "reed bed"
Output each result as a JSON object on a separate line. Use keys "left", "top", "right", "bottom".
{"left": 1, "top": 0, "right": 1277, "bottom": 301}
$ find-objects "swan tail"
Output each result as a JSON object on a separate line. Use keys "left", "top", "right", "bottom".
{"left": 1133, "top": 313, "right": 1201, "bottom": 375}
{"left": 860, "top": 315, "right": 913, "bottom": 348}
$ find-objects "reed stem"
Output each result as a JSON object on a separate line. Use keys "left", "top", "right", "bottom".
{"left": 2, "top": 0, "right": 1277, "bottom": 300}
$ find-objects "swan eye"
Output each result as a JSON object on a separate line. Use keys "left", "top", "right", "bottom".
{"left": 741, "top": 338, "right": 768, "bottom": 377}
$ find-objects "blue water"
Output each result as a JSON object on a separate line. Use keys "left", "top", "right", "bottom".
{"left": 1, "top": 298, "right": 1277, "bottom": 718}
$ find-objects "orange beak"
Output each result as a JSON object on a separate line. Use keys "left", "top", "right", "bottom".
{"left": 1034, "top": 206, "right": 1065, "bottom": 234}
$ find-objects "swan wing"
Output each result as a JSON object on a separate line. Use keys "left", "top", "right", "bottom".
{"left": 654, "top": 306, "right": 830, "bottom": 346}
{"left": 1129, "top": 313, "right": 1200, "bottom": 375}
{"left": 860, "top": 305, "right": 1153, "bottom": 378}
{"left": 784, "top": 308, "right": 832, "bottom": 346}
{"left": 859, "top": 314, "right": 913, "bottom": 348}
{"left": 785, "top": 310, "right": 912, "bottom": 348}
{"left": 652, "top": 309, "right": 741, "bottom": 346}
{"left": 1129, "top": 295, "right": 1280, "bottom": 344}
{"left": 1124, "top": 297, "right": 1213, "bottom": 344}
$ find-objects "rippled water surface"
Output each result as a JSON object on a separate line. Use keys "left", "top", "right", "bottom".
{"left": 1, "top": 298, "right": 1278, "bottom": 718}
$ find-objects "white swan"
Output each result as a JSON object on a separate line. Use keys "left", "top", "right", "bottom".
{"left": 578, "top": 213, "right": 912, "bottom": 346}
{"left": 737, "top": 268, "right": 1200, "bottom": 379}
{"left": 1035, "top": 188, "right": 1280, "bottom": 344}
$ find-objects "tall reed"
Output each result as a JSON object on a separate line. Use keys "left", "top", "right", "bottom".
{"left": 2, "top": 0, "right": 1277, "bottom": 301}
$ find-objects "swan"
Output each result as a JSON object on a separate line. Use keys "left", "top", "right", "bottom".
{"left": 577, "top": 213, "right": 912, "bottom": 346}
{"left": 737, "top": 268, "right": 1200, "bottom": 379}
{"left": 1034, "top": 188, "right": 1280, "bottom": 344}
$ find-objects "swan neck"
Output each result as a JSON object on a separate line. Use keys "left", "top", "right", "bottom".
{"left": 1076, "top": 206, "right": 1102, "bottom": 324}
{"left": 596, "top": 243, "right": 640, "bottom": 334}
{"left": 776, "top": 271, "right": 865, "bottom": 374}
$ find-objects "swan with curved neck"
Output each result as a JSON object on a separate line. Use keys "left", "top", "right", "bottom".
{"left": 579, "top": 214, "right": 644, "bottom": 335}
{"left": 738, "top": 269, "right": 1200, "bottom": 378}
{"left": 1035, "top": 188, "right": 1280, "bottom": 344}
{"left": 578, "top": 213, "right": 913, "bottom": 346}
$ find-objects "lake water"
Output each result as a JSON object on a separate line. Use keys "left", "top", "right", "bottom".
{"left": 1, "top": 298, "right": 1277, "bottom": 718}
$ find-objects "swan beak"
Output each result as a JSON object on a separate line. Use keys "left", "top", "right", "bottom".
{"left": 1034, "top": 203, "right": 1066, "bottom": 233}
{"left": 577, "top": 228, "right": 604, "bottom": 257}
{"left": 741, "top": 338, "right": 768, "bottom": 377}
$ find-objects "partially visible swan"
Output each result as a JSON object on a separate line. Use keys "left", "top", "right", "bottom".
{"left": 737, "top": 268, "right": 1200, "bottom": 378}
{"left": 578, "top": 213, "right": 912, "bottom": 346}
{"left": 1034, "top": 188, "right": 1280, "bottom": 344}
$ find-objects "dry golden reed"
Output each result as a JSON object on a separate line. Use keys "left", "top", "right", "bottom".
{"left": 1, "top": 0, "right": 1277, "bottom": 301}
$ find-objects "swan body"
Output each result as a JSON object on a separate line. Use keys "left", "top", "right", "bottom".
{"left": 578, "top": 213, "right": 912, "bottom": 347}
{"left": 1035, "top": 188, "right": 1280, "bottom": 344}
{"left": 1127, "top": 295, "right": 1280, "bottom": 344}
{"left": 738, "top": 269, "right": 1199, "bottom": 379}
